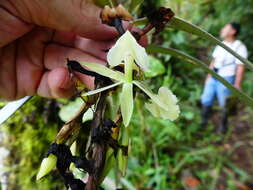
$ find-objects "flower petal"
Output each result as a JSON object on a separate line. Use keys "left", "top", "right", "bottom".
{"left": 145, "top": 101, "right": 180, "bottom": 121}
{"left": 81, "top": 82, "right": 123, "bottom": 97}
{"left": 132, "top": 41, "right": 149, "bottom": 72}
{"left": 145, "top": 101, "right": 161, "bottom": 117}
{"left": 133, "top": 81, "right": 167, "bottom": 110}
{"left": 107, "top": 31, "right": 130, "bottom": 68}
{"left": 80, "top": 62, "right": 125, "bottom": 82}
{"left": 120, "top": 83, "right": 134, "bottom": 126}
{"left": 107, "top": 31, "right": 149, "bottom": 72}
{"left": 145, "top": 87, "right": 180, "bottom": 121}
{"left": 158, "top": 87, "right": 178, "bottom": 106}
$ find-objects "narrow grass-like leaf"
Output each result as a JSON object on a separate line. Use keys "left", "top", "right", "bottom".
{"left": 120, "top": 178, "right": 136, "bottom": 190}
{"left": 80, "top": 62, "right": 125, "bottom": 82}
{"left": 147, "top": 45, "right": 253, "bottom": 109}
{"left": 81, "top": 82, "right": 123, "bottom": 97}
{"left": 92, "top": 0, "right": 117, "bottom": 7}
{"left": 133, "top": 16, "right": 253, "bottom": 70}
{"left": 133, "top": 17, "right": 148, "bottom": 26}
{"left": 172, "top": 147, "right": 214, "bottom": 174}
{"left": 168, "top": 17, "right": 253, "bottom": 71}
{"left": 129, "top": 0, "right": 144, "bottom": 13}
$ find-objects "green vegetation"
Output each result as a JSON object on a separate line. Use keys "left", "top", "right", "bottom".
{"left": 1, "top": 0, "right": 253, "bottom": 189}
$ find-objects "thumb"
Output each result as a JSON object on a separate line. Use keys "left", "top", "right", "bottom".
{"left": 4, "top": 0, "right": 118, "bottom": 40}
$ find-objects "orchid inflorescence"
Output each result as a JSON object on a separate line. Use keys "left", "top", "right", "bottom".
{"left": 36, "top": 23, "right": 180, "bottom": 190}
{"left": 81, "top": 30, "right": 180, "bottom": 126}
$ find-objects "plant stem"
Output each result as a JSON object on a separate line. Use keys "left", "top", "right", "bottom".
{"left": 109, "top": 0, "right": 115, "bottom": 8}
{"left": 112, "top": 18, "right": 125, "bottom": 36}
{"left": 86, "top": 81, "right": 110, "bottom": 190}
{"left": 55, "top": 99, "right": 95, "bottom": 144}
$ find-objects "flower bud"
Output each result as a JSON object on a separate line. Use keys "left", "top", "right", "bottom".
{"left": 36, "top": 154, "right": 57, "bottom": 180}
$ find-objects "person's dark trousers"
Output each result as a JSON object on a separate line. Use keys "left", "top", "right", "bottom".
{"left": 201, "top": 76, "right": 235, "bottom": 133}
{"left": 217, "top": 108, "right": 228, "bottom": 134}
{"left": 200, "top": 105, "right": 212, "bottom": 127}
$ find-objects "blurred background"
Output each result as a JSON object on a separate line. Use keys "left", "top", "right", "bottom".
{"left": 0, "top": 0, "right": 253, "bottom": 189}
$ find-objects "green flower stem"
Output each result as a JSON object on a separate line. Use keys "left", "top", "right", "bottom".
{"left": 125, "top": 56, "right": 134, "bottom": 82}
{"left": 132, "top": 18, "right": 148, "bottom": 26}
{"left": 147, "top": 45, "right": 253, "bottom": 109}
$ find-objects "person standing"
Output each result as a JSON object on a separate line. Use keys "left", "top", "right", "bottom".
{"left": 200, "top": 22, "right": 248, "bottom": 133}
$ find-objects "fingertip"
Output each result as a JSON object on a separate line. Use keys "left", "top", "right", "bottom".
{"left": 75, "top": 72, "right": 95, "bottom": 90}
{"left": 47, "top": 67, "right": 75, "bottom": 98}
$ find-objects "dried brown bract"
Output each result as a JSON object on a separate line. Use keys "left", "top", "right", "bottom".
{"left": 131, "top": 7, "right": 175, "bottom": 41}
{"left": 147, "top": 7, "right": 175, "bottom": 34}
{"left": 101, "top": 4, "right": 133, "bottom": 26}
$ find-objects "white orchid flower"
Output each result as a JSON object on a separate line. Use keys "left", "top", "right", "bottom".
{"left": 80, "top": 30, "right": 180, "bottom": 126}
{"left": 145, "top": 87, "right": 180, "bottom": 121}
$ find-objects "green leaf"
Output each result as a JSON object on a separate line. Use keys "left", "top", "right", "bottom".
{"left": 133, "top": 18, "right": 148, "bottom": 26}
{"left": 82, "top": 107, "right": 94, "bottom": 123}
{"left": 92, "top": 0, "right": 117, "bottom": 7}
{"left": 120, "top": 178, "right": 136, "bottom": 190}
{"left": 120, "top": 83, "right": 134, "bottom": 126}
{"left": 81, "top": 82, "right": 123, "bottom": 97}
{"left": 59, "top": 98, "right": 83, "bottom": 122}
{"left": 129, "top": 0, "right": 144, "bottom": 13}
{"left": 147, "top": 45, "right": 253, "bottom": 109}
{"left": 168, "top": 17, "right": 253, "bottom": 71}
{"left": 145, "top": 56, "right": 166, "bottom": 78}
{"left": 80, "top": 62, "right": 125, "bottom": 82}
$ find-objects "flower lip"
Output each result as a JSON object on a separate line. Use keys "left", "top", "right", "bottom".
{"left": 145, "top": 87, "right": 180, "bottom": 121}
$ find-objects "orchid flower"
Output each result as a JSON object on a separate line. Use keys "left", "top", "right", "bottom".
{"left": 81, "top": 30, "right": 180, "bottom": 126}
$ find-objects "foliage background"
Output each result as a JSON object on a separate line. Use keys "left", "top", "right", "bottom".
{"left": 1, "top": 0, "right": 253, "bottom": 189}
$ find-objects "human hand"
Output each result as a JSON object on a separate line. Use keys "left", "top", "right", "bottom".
{"left": 205, "top": 74, "right": 212, "bottom": 83}
{"left": 0, "top": 0, "right": 121, "bottom": 100}
{"left": 234, "top": 83, "right": 241, "bottom": 89}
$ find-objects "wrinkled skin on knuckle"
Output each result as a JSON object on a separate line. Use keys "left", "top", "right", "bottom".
{"left": 0, "top": 45, "right": 17, "bottom": 100}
